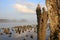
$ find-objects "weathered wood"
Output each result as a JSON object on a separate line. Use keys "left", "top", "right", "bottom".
{"left": 36, "top": 4, "right": 48, "bottom": 40}
{"left": 36, "top": 4, "right": 41, "bottom": 40}
{"left": 46, "top": 0, "right": 60, "bottom": 40}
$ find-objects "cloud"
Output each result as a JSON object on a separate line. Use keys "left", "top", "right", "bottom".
{"left": 23, "top": 2, "right": 36, "bottom": 7}
{"left": 13, "top": 4, "right": 35, "bottom": 13}
{"left": 13, "top": 0, "right": 47, "bottom": 14}
{"left": 23, "top": 2, "right": 36, "bottom": 10}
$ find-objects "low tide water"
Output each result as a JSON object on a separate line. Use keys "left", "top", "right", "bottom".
{"left": 0, "top": 22, "right": 37, "bottom": 28}
{"left": 0, "top": 22, "right": 50, "bottom": 40}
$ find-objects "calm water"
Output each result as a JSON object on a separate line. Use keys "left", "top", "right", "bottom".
{"left": 0, "top": 22, "right": 37, "bottom": 28}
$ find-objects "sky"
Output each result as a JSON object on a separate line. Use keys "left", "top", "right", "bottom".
{"left": 0, "top": 0, "right": 46, "bottom": 22}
